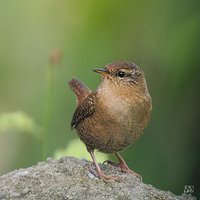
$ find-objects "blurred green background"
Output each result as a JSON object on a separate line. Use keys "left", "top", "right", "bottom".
{"left": 0, "top": 0, "right": 199, "bottom": 197}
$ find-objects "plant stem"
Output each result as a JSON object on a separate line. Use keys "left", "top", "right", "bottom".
{"left": 42, "top": 64, "right": 54, "bottom": 160}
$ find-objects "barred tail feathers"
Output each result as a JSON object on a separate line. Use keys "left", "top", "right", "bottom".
{"left": 68, "top": 78, "right": 91, "bottom": 104}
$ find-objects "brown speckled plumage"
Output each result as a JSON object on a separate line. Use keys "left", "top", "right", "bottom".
{"left": 69, "top": 61, "right": 152, "bottom": 181}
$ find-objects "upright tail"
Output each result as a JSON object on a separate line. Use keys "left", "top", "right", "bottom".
{"left": 68, "top": 78, "right": 91, "bottom": 105}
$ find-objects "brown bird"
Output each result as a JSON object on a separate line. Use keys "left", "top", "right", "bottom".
{"left": 69, "top": 61, "right": 152, "bottom": 181}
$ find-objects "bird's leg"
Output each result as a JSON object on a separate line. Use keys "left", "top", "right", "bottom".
{"left": 103, "top": 152, "right": 142, "bottom": 181}
{"left": 87, "top": 148, "right": 119, "bottom": 181}
{"left": 115, "top": 153, "right": 142, "bottom": 180}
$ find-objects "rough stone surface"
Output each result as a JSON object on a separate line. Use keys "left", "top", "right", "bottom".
{"left": 0, "top": 157, "right": 196, "bottom": 200}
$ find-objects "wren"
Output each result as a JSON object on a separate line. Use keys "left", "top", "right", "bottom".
{"left": 69, "top": 61, "right": 152, "bottom": 181}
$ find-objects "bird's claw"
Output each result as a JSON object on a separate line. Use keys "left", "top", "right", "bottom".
{"left": 122, "top": 168, "right": 142, "bottom": 181}
{"left": 89, "top": 166, "right": 120, "bottom": 182}
{"left": 103, "top": 160, "right": 119, "bottom": 167}
{"left": 103, "top": 159, "right": 142, "bottom": 181}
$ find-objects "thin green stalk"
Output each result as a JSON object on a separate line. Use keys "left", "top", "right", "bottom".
{"left": 42, "top": 64, "right": 54, "bottom": 160}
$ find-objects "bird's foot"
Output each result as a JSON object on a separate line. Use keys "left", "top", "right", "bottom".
{"left": 89, "top": 166, "right": 120, "bottom": 182}
{"left": 103, "top": 160, "right": 142, "bottom": 181}
{"left": 98, "top": 171, "right": 120, "bottom": 182}
{"left": 103, "top": 160, "right": 119, "bottom": 167}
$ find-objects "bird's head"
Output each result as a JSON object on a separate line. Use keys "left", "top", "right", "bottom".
{"left": 93, "top": 61, "right": 148, "bottom": 92}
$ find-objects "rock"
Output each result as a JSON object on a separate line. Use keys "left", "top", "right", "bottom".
{"left": 0, "top": 157, "right": 196, "bottom": 200}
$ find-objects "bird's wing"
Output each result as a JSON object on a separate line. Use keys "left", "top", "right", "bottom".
{"left": 71, "top": 92, "right": 96, "bottom": 129}
{"left": 69, "top": 78, "right": 91, "bottom": 105}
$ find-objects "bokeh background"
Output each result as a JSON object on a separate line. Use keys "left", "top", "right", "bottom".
{"left": 0, "top": 0, "right": 199, "bottom": 197}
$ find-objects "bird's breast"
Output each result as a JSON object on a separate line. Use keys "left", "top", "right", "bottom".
{"left": 76, "top": 88, "right": 152, "bottom": 153}
{"left": 97, "top": 90, "right": 152, "bottom": 138}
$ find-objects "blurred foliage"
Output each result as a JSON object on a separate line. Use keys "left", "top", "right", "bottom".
{"left": 0, "top": 0, "right": 199, "bottom": 197}
{"left": 54, "top": 139, "right": 108, "bottom": 162}
{"left": 0, "top": 111, "right": 41, "bottom": 140}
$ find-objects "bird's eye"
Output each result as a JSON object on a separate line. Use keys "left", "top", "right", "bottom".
{"left": 117, "top": 71, "right": 126, "bottom": 78}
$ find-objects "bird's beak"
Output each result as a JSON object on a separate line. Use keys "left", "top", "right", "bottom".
{"left": 93, "top": 68, "right": 109, "bottom": 76}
